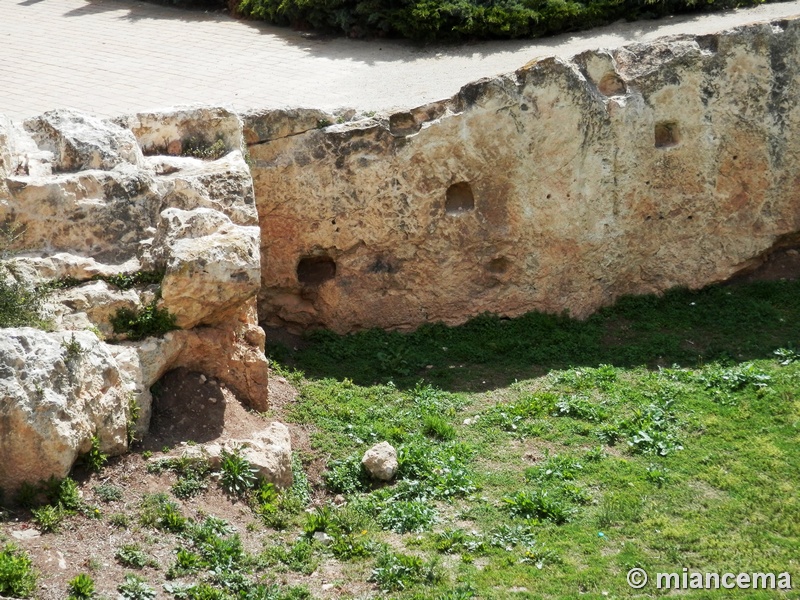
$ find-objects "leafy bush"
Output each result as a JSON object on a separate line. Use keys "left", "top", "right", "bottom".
{"left": 377, "top": 500, "right": 437, "bottom": 533}
{"left": 0, "top": 270, "right": 49, "bottom": 328}
{"left": 67, "top": 573, "right": 96, "bottom": 600}
{"left": 323, "top": 455, "right": 370, "bottom": 495}
{"left": 0, "top": 542, "right": 37, "bottom": 598}
{"left": 422, "top": 414, "right": 457, "bottom": 441}
{"left": 82, "top": 436, "right": 108, "bottom": 473}
{"left": 487, "top": 523, "right": 536, "bottom": 550}
{"left": 219, "top": 448, "right": 258, "bottom": 496}
{"left": 502, "top": 490, "right": 573, "bottom": 524}
{"left": 118, "top": 574, "right": 156, "bottom": 600}
{"left": 172, "top": 475, "right": 207, "bottom": 499}
{"left": 181, "top": 138, "right": 228, "bottom": 160}
{"left": 43, "top": 476, "right": 82, "bottom": 511}
{"left": 110, "top": 300, "right": 179, "bottom": 340}
{"left": 32, "top": 504, "right": 65, "bottom": 533}
{"left": 554, "top": 395, "right": 609, "bottom": 423}
{"left": 115, "top": 544, "right": 154, "bottom": 569}
{"left": 369, "top": 550, "right": 442, "bottom": 592}
{"left": 433, "top": 528, "right": 485, "bottom": 554}
{"left": 525, "top": 454, "right": 583, "bottom": 483}
{"left": 139, "top": 493, "right": 187, "bottom": 533}
{"left": 94, "top": 483, "right": 123, "bottom": 503}
{"left": 261, "top": 539, "right": 318, "bottom": 575}
{"left": 236, "top": 0, "right": 777, "bottom": 42}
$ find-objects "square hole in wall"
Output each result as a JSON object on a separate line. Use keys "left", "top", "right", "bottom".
{"left": 654, "top": 121, "right": 680, "bottom": 148}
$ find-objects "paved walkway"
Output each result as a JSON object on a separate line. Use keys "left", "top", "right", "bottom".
{"left": 2, "top": 0, "right": 800, "bottom": 119}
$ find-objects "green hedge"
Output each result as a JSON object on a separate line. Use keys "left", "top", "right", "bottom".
{"left": 236, "top": 0, "right": 777, "bottom": 41}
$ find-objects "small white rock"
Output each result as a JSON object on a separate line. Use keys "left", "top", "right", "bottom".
{"left": 11, "top": 529, "right": 40, "bottom": 540}
{"left": 313, "top": 531, "right": 333, "bottom": 544}
{"left": 362, "top": 441, "right": 398, "bottom": 481}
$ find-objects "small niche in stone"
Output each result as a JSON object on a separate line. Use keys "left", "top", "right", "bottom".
{"left": 487, "top": 257, "right": 511, "bottom": 274}
{"left": 598, "top": 72, "right": 626, "bottom": 96}
{"left": 297, "top": 256, "right": 336, "bottom": 286}
{"left": 654, "top": 121, "right": 680, "bottom": 148}
{"left": 445, "top": 182, "right": 475, "bottom": 215}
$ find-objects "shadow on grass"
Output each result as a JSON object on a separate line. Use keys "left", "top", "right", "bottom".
{"left": 267, "top": 279, "right": 800, "bottom": 392}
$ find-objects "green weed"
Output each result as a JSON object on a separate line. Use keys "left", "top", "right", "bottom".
{"left": 115, "top": 544, "right": 155, "bottom": 569}
{"left": 94, "top": 483, "right": 123, "bottom": 503}
{"left": 219, "top": 448, "right": 258, "bottom": 497}
{"left": 82, "top": 436, "right": 108, "bottom": 473}
{"left": 67, "top": 573, "right": 95, "bottom": 600}
{"left": 0, "top": 542, "right": 37, "bottom": 598}
{"left": 31, "top": 504, "right": 65, "bottom": 533}
{"left": 369, "top": 549, "right": 442, "bottom": 592}
{"left": 138, "top": 493, "right": 186, "bottom": 533}
{"left": 502, "top": 490, "right": 574, "bottom": 524}
{"left": 110, "top": 300, "right": 179, "bottom": 340}
{"left": 118, "top": 573, "right": 156, "bottom": 600}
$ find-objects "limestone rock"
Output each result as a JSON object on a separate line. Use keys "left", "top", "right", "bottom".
{"left": 117, "top": 106, "right": 244, "bottom": 158}
{"left": 241, "top": 108, "right": 336, "bottom": 145}
{"left": 52, "top": 280, "right": 143, "bottom": 337}
{"left": 362, "top": 441, "right": 398, "bottom": 481}
{"left": 154, "top": 150, "right": 259, "bottom": 227}
{"left": 0, "top": 328, "right": 132, "bottom": 495}
{"left": 169, "top": 422, "right": 292, "bottom": 488}
{"left": 238, "top": 423, "right": 293, "bottom": 488}
{"left": 23, "top": 109, "right": 143, "bottom": 172}
{"left": 153, "top": 207, "right": 261, "bottom": 329}
{"left": 0, "top": 106, "right": 269, "bottom": 496}
{"left": 132, "top": 300, "right": 269, "bottom": 412}
{"left": 249, "top": 20, "right": 800, "bottom": 333}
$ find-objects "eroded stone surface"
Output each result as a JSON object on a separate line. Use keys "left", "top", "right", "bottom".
{"left": 249, "top": 21, "right": 800, "bottom": 333}
{"left": 23, "top": 109, "right": 143, "bottom": 172}
{"left": 0, "top": 108, "right": 269, "bottom": 496}
{"left": 0, "top": 329, "right": 131, "bottom": 494}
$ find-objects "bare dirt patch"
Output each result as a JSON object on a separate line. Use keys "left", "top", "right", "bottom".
{"left": 0, "top": 367, "right": 360, "bottom": 600}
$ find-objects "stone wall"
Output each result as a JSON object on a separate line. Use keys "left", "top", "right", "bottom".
{"left": 247, "top": 20, "right": 800, "bottom": 333}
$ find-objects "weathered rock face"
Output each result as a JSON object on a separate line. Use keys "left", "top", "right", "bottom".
{"left": 248, "top": 21, "right": 800, "bottom": 332}
{"left": 0, "top": 109, "right": 268, "bottom": 496}
{"left": 0, "top": 328, "right": 131, "bottom": 494}
{"left": 23, "top": 109, "right": 144, "bottom": 172}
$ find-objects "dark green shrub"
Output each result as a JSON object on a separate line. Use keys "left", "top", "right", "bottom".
{"left": 110, "top": 300, "right": 179, "bottom": 341}
{"left": 236, "top": 0, "right": 779, "bottom": 42}
{"left": 0, "top": 273, "right": 48, "bottom": 328}
{"left": 219, "top": 448, "right": 258, "bottom": 497}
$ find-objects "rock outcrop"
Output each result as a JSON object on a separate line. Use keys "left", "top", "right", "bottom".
{"left": 0, "top": 108, "right": 269, "bottom": 496}
{"left": 247, "top": 20, "right": 800, "bottom": 333}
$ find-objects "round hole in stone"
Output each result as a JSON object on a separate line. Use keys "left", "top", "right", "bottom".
{"left": 598, "top": 72, "right": 626, "bottom": 96}
{"left": 445, "top": 182, "right": 475, "bottom": 215}
{"left": 654, "top": 121, "right": 680, "bottom": 148}
{"left": 297, "top": 256, "right": 336, "bottom": 287}
{"left": 487, "top": 257, "right": 511, "bottom": 274}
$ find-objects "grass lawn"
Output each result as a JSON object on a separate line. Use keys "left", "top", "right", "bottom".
{"left": 2, "top": 280, "right": 798, "bottom": 599}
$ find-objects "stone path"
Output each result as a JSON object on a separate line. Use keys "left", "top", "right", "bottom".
{"left": 2, "top": 0, "right": 800, "bottom": 119}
